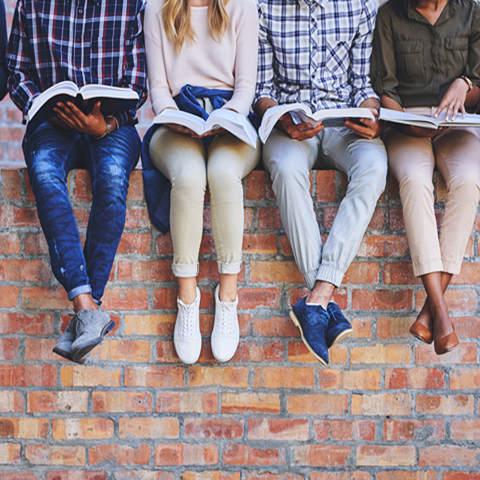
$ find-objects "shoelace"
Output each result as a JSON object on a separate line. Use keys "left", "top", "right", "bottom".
{"left": 181, "top": 302, "right": 197, "bottom": 336}
{"left": 217, "top": 302, "right": 236, "bottom": 335}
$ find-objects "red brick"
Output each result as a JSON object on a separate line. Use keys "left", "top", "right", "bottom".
{"left": 383, "top": 419, "right": 445, "bottom": 442}
{"left": 450, "top": 419, "right": 480, "bottom": 440}
{"left": 352, "top": 393, "right": 412, "bottom": 415}
{"left": 253, "top": 367, "right": 314, "bottom": 389}
{"left": 344, "top": 262, "right": 381, "bottom": 284}
{"left": 119, "top": 417, "right": 179, "bottom": 439}
{"left": 221, "top": 393, "right": 280, "bottom": 414}
{"left": 0, "top": 338, "right": 19, "bottom": 360}
{"left": 25, "top": 445, "right": 85, "bottom": 465}
{"left": 28, "top": 391, "right": 88, "bottom": 413}
{"left": 157, "top": 391, "right": 218, "bottom": 414}
{"left": 292, "top": 445, "right": 350, "bottom": 466}
{"left": 0, "top": 391, "right": 24, "bottom": 413}
{"left": 124, "top": 314, "right": 175, "bottom": 336}
{"left": 90, "top": 444, "right": 150, "bottom": 465}
{"left": 416, "top": 394, "right": 474, "bottom": 415}
{"left": 189, "top": 367, "right": 248, "bottom": 388}
{"left": 357, "top": 445, "right": 416, "bottom": 466}
{"left": 351, "top": 344, "right": 411, "bottom": 364}
{"left": 314, "top": 420, "right": 376, "bottom": 442}
{"left": 419, "top": 446, "right": 479, "bottom": 467}
{"left": 450, "top": 368, "right": 480, "bottom": 389}
{"left": 247, "top": 418, "right": 309, "bottom": 441}
{"left": 155, "top": 444, "right": 218, "bottom": 466}
{"left": 184, "top": 418, "right": 243, "bottom": 440}
{"left": 0, "top": 417, "right": 48, "bottom": 439}
{"left": 0, "top": 365, "right": 56, "bottom": 387}
{"left": 0, "top": 286, "right": 19, "bottom": 308}
{"left": 223, "top": 444, "right": 284, "bottom": 466}
{"left": 102, "top": 287, "right": 148, "bottom": 310}
{"left": 52, "top": 418, "right": 114, "bottom": 440}
{"left": 124, "top": 366, "right": 183, "bottom": 388}
{"left": 352, "top": 289, "right": 412, "bottom": 311}
{"left": 61, "top": 366, "right": 121, "bottom": 387}
{"left": 415, "top": 343, "right": 477, "bottom": 365}
{"left": 287, "top": 394, "right": 348, "bottom": 415}
{"left": 386, "top": 368, "right": 445, "bottom": 389}
{"left": 0, "top": 442, "right": 21, "bottom": 464}
{"left": 92, "top": 391, "right": 152, "bottom": 413}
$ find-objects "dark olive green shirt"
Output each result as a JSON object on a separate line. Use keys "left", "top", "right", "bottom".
{"left": 372, "top": 0, "right": 480, "bottom": 107}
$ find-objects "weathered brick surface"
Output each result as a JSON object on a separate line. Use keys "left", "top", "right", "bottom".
{"left": 0, "top": 167, "right": 479, "bottom": 479}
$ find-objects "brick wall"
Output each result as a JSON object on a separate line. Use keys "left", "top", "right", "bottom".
{"left": 0, "top": 167, "right": 479, "bottom": 479}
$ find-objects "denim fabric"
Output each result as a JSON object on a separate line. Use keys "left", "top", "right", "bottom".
{"left": 22, "top": 121, "right": 140, "bottom": 302}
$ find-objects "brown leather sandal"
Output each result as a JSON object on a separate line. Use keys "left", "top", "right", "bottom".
{"left": 409, "top": 319, "right": 433, "bottom": 344}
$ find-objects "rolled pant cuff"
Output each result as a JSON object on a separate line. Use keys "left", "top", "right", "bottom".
{"left": 172, "top": 263, "right": 199, "bottom": 278}
{"left": 304, "top": 269, "right": 319, "bottom": 291}
{"left": 413, "top": 259, "right": 444, "bottom": 277}
{"left": 441, "top": 259, "right": 462, "bottom": 276}
{"left": 218, "top": 261, "right": 242, "bottom": 275}
{"left": 316, "top": 264, "right": 344, "bottom": 288}
{"left": 68, "top": 284, "right": 93, "bottom": 301}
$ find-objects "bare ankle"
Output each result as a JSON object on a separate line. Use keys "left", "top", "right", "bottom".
{"left": 72, "top": 294, "right": 98, "bottom": 313}
{"left": 306, "top": 281, "right": 335, "bottom": 309}
{"left": 178, "top": 278, "right": 198, "bottom": 305}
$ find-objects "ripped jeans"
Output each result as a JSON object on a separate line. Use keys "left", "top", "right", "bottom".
{"left": 22, "top": 120, "right": 140, "bottom": 302}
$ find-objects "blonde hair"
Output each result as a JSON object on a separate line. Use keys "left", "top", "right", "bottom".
{"left": 162, "top": 0, "right": 230, "bottom": 51}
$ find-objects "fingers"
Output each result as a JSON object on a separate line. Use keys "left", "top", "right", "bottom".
{"left": 53, "top": 109, "right": 77, "bottom": 130}
{"left": 285, "top": 123, "right": 323, "bottom": 141}
{"left": 54, "top": 102, "right": 84, "bottom": 130}
{"left": 345, "top": 119, "right": 377, "bottom": 139}
{"left": 92, "top": 101, "right": 102, "bottom": 116}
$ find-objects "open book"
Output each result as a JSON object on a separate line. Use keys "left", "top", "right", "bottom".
{"left": 380, "top": 108, "right": 480, "bottom": 129}
{"left": 28, "top": 81, "right": 139, "bottom": 125}
{"left": 259, "top": 103, "right": 375, "bottom": 143}
{"left": 153, "top": 109, "right": 258, "bottom": 148}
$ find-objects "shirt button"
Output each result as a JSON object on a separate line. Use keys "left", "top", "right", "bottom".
{"left": 78, "top": 7, "right": 83, "bottom": 14}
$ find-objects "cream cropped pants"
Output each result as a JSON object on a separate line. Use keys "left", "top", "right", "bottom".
{"left": 150, "top": 127, "right": 260, "bottom": 277}
{"left": 386, "top": 108, "right": 480, "bottom": 276}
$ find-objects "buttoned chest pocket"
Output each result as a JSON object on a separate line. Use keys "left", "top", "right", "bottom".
{"left": 325, "top": 39, "right": 351, "bottom": 76}
{"left": 445, "top": 37, "right": 469, "bottom": 77}
{"left": 395, "top": 40, "right": 425, "bottom": 83}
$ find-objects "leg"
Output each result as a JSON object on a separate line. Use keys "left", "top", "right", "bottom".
{"left": 84, "top": 126, "right": 141, "bottom": 302}
{"left": 149, "top": 127, "right": 206, "bottom": 364}
{"left": 263, "top": 129, "right": 320, "bottom": 289}
{"left": 149, "top": 127, "right": 207, "bottom": 303}
{"left": 386, "top": 128, "right": 452, "bottom": 344}
{"left": 207, "top": 134, "right": 260, "bottom": 301}
{"left": 314, "top": 128, "right": 388, "bottom": 305}
{"left": 22, "top": 121, "right": 92, "bottom": 302}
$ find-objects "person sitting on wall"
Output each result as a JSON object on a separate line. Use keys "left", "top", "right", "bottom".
{"left": 7, "top": 0, "right": 148, "bottom": 363}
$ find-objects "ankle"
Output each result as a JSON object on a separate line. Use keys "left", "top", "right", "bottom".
{"left": 72, "top": 294, "right": 98, "bottom": 313}
{"left": 178, "top": 280, "right": 198, "bottom": 305}
{"left": 219, "top": 286, "right": 237, "bottom": 303}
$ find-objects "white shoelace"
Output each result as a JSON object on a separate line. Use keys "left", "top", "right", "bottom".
{"left": 217, "top": 302, "right": 236, "bottom": 335}
{"left": 180, "top": 302, "right": 197, "bottom": 336}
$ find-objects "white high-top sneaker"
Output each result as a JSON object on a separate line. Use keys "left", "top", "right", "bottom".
{"left": 211, "top": 285, "right": 239, "bottom": 363}
{"left": 174, "top": 288, "right": 202, "bottom": 365}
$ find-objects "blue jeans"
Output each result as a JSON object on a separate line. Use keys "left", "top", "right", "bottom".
{"left": 22, "top": 121, "right": 141, "bottom": 302}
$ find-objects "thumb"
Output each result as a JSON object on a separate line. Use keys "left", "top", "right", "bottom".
{"left": 92, "top": 101, "right": 102, "bottom": 116}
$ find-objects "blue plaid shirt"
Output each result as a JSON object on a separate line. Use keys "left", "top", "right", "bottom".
{"left": 7, "top": 0, "right": 148, "bottom": 124}
{"left": 255, "top": 0, "right": 379, "bottom": 110}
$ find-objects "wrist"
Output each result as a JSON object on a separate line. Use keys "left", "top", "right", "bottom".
{"left": 95, "top": 116, "right": 118, "bottom": 139}
{"left": 459, "top": 76, "right": 473, "bottom": 92}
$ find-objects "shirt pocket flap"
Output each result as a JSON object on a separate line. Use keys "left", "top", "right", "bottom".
{"left": 445, "top": 37, "right": 469, "bottom": 51}
{"left": 397, "top": 40, "right": 422, "bottom": 54}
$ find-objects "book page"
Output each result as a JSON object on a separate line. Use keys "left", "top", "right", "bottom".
{"left": 206, "top": 109, "right": 258, "bottom": 148}
{"left": 259, "top": 103, "right": 311, "bottom": 143}
{"left": 152, "top": 109, "right": 206, "bottom": 135}
{"left": 313, "top": 107, "right": 375, "bottom": 122}
{"left": 379, "top": 108, "right": 439, "bottom": 129}
{"left": 438, "top": 112, "right": 480, "bottom": 127}
{"left": 80, "top": 84, "right": 139, "bottom": 101}
{"left": 28, "top": 81, "right": 79, "bottom": 122}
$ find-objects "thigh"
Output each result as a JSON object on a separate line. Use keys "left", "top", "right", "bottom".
{"left": 384, "top": 128, "right": 435, "bottom": 182}
{"left": 149, "top": 127, "right": 206, "bottom": 183}
{"left": 207, "top": 133, "right": 260, "bottom": 179}
{"left": 23, "top": 121, "right": 80, "bottom": 177}
{"left": 90, "top": 126, "right": 141, "bottom": 175}
{"left": 263, "top": 128, "right": 319, "bottom": 176}
{"left": 322, "top": 127, "right": 388, "bottom": 178}
{"left": 434, "top": 128, "right": 480, "bottom": 184}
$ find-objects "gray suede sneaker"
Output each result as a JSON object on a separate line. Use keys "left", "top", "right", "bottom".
{"left": 71, "top": 310, "right": 115, "bottom": 362}
{"left": 52, "top": 315, "right": 85, "bottom": 364}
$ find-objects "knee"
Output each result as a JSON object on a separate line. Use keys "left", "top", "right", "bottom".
{"left": 94, "top": 161, "right": 130, "bottom": 200}
{"left": 27, "top": 152, "right": 64, "bottom": 188}
{"left": 172, "top": 166, "right": 207, "bottom": 197}
{"left": 207, "top": 166, "right": 241, "bottom": 193}
{"left": 398, "top": 172, "right": 433, "bottom": 197}
{"left": 268, "top": 156, "right": 309, "bottom": 188}
{"left": 351, "top": 158, "right": 388, "bottom": 198}
{"left": 447, "top": 174, "right": 480, "bottom": 198}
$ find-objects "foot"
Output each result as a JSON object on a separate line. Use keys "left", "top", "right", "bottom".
{"left": 409, "top": 300, "right": 434, "bottom": 344}
{"left": 71, "top": 310, "right": 115, "bottom": 362}
{"left": 432, "top": 303, "right": 455, "bottom": 341}
{"left": 52, "top": 315, "right": 85, "bottom": 364}
{"left": 289, "top": 297, "right": 329, "bottom": 366}
{"left": 326, "top": 302, "right": 353, "bottom": 348}
{"left": 174, "top": 287, "right": 202, "bottom": 365}
{"left": 211, "top": 285, "right": 239, "bottom": 363}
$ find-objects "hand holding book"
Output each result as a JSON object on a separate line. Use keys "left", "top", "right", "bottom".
{"left": 53, "top": 100, "right": 108, "bottom": 137}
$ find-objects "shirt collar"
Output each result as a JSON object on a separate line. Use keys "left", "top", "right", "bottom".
{"left": 406, "top": 0, "right": 456, "bottom": 26}
{"left": 296, "top": 0, "right": 329, "bottom": 8}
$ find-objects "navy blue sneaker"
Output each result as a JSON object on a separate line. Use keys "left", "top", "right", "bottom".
{"left": 326, "top": 302, "right": 353, "bottom": 348}
{"left": 289, "top": 297, "right": 329, "bottom": 366}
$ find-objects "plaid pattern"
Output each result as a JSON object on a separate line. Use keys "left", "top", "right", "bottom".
{"left": 7, "top": 0, "right": 148, "bottom": 123}
{"left": 255, "top": 0, "right": 378, "bottom": 110}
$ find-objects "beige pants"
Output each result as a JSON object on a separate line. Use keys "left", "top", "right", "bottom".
{"left": 150, "top": 127, "right": 260, "bottom": 277}
{"left": 386, "top": 108, "right": 480, "bottom": 276}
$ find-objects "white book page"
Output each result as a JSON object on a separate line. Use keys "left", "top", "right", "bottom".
{"left": 259, "top": 103, "right": 311, "bottom": 143}
{"left": 312, "top": 107, "right": 375, "bottom": 122}
{"left": 379, "top": 108, "right": 439, "bottom": 129}
{"left": 152, "top": 109, "right": 206, "bottom": 136}
{"left": 79, "top": 84, "right": 139, "bottom": 101}
{"left": 28, "top": 81, "right": 79, "bottom": 122}
{"left": 438, "top": 112, "right": 480, "bottom": 127}
{"left": 206, "top": 109, "right": 258, "bottom": 148}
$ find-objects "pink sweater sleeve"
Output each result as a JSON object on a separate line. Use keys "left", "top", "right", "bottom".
{"left": 144, "top": 0, "right": 178, "bottom": 114}
{"left": 223, "top": 0, "right": 259, "bottom": 115}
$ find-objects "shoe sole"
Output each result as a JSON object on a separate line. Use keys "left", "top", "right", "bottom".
{"left": 330, "top": 328, "right": 353, "bottom": 347}
{"left": 289, "top": 309, "right": 328, "bottom": 367}
{"left": 71, "top": 320, "right": 116, "bottom": 362}
{"left": 52, "top": 347, "right": 85, "bottom": 365}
